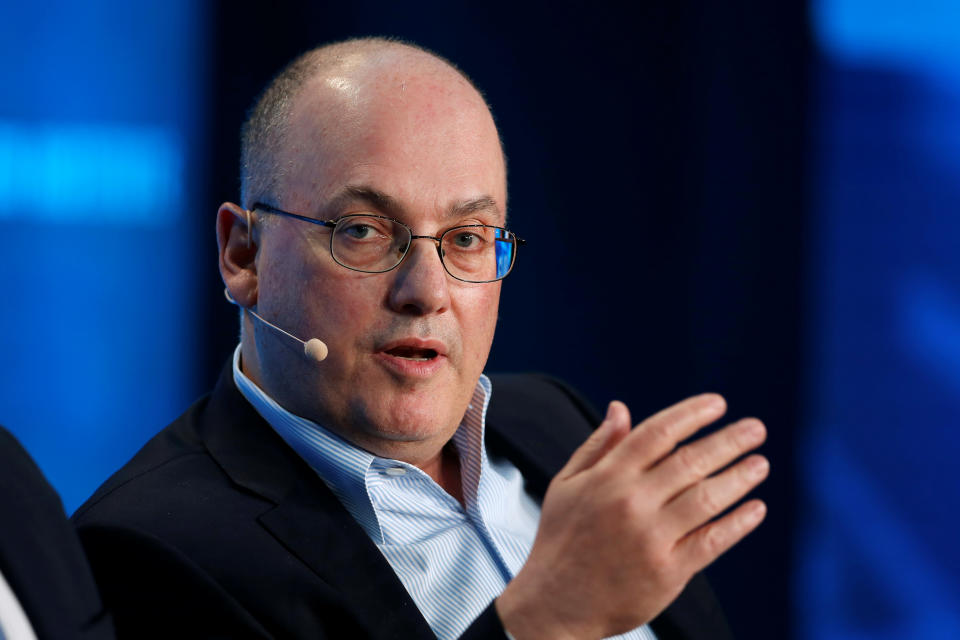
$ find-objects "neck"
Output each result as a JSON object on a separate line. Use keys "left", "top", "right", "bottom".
{"left": 419, "top": 442, "right": 464, "bottom": 506}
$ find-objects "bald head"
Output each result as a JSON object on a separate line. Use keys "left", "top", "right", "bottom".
{"left": 239, "top": 38, "right": 501, "bottom": 210}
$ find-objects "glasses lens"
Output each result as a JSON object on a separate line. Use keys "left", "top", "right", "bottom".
{"left": 441, "top": 226, "right": 516, "bottom": 282}
{"left": 494, "top": 228, "right": 517, "bottom": 280}
{"left": 332, "top": 215, "right": 409, "bottom": 272}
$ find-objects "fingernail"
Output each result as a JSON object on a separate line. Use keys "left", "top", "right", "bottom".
{"left": 606, "top": 400, "right": 628, "bottom": 424}
{"left": 748, "top": 456, "right": 770, "bottom": 480}
{"left": 703, "top": 393, "right": 726, "bottom": 413}
{"left": 747, "top": 501, "right": 767, "bottom": 523}
{"left": 742, "top": 420, "right": 765, "bottom": 443}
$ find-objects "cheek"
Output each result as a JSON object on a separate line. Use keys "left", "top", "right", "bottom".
{"left": 300, "top": 276, "right": 381, "bottom": 346}
{"left": 458, "top": 285, "right": 501, "bottom": 365}
{"left": 259, "top": 242, "right": 377, "bottom": 346}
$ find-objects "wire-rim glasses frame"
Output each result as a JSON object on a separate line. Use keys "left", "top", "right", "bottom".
{"left": 249, "top": 202, "right": 525, "bottom": 283}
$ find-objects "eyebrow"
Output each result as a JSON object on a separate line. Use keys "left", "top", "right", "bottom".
{"left": 320, "top": 184, "right": 502, "bottom": 221}
{"left": 451, "top": 195, "right": 500, "bottom": 218}
{"left": 316, "top": 185, "right": 398, "bottom": 219}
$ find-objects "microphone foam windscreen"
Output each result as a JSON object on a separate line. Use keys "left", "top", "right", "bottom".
{"left": 304, "top": 338, "right": 329, "bottom": 362}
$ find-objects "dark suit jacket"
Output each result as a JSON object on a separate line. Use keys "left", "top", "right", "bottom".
{"left": 0, "top": 426, "right": 113, "bottom": 640}
{"left": 73, "top": 367, "right": 733, "bottom": 639}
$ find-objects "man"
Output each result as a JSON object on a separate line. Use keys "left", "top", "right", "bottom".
{"left": 0, "top": 426, "right": 114, "bottom": 640}
{"left": 74, "top": 38, "right": 768, "bottom": 639}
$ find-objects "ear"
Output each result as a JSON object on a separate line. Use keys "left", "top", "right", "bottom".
{"left": 217, "top": 202, "right": 258, "bottom": 308}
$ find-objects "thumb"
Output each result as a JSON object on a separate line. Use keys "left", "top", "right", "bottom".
{"left": 558, "top": 400, "right": 631, "bottom": 479}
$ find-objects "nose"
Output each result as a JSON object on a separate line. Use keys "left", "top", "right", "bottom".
{"left": 386, "top": 237, "right": 450, "bottom": 315}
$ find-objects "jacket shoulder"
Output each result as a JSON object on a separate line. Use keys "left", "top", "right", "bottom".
{"left": 487, "top": 373, "right": 602, "bottom": 427}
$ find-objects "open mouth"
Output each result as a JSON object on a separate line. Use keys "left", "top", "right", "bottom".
{"left": 385, "top": 346, "right": 439, "bottom": 361}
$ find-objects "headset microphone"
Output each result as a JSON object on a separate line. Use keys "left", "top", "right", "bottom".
{"left": 223, "top": 288, "right": 329, "bottom": 362}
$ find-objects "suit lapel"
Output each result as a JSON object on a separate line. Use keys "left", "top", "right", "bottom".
{"left": 198, "top": 365, "right": 436, "bottom": 640}
{"left": 257, "top": 485, "right": 436, "bottom": 639}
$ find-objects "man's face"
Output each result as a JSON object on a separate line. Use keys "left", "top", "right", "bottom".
{"left": 249, "top": 61, "right": 506, "bottom": 464}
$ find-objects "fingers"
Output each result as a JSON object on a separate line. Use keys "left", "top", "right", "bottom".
{"left": 558, "top": 401, "right": 632, "bottom": 479}
{"left": 665, "top": 452, "right": 769, "bottom": 536}
{"left": 675, "top": 499, "right": 767, "bottom": 572}
{"left": 649, "top": 417, "right": 766, "bottom": 498}
{"left": 511, "top": 394, "right": 768, "bottom": 639}
{"left": 607, "top": 393, "right": 727, "bottom": 470}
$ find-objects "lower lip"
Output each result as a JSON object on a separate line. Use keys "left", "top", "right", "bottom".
{"left": 375, "top": 352, "right": 447, "bottom": 378}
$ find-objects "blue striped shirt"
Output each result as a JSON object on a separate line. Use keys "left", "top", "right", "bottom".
{"left": 232, "top": 346, "right": 656, "bottom": 640}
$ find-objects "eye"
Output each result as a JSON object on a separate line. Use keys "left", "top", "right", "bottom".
{"left": 343, "top": 223, "right": 375, "bottom": 239}
{"left": 338, "top": 216, "right": 391, "bottom": 240}
{"left": 451, "top": 230, "right": 481, "bottom": 249}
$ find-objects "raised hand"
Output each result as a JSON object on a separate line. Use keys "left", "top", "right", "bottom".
{"left": 496, "top": 394, "right": 768, "bottom": 640}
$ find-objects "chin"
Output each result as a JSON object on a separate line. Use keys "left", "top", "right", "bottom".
{"left": 353, "top": 393, "right": 463, "bottom": 446}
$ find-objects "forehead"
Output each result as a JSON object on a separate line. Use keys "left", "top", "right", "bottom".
{"left": 276, "top": 55, "right": 507, "bottom": 221}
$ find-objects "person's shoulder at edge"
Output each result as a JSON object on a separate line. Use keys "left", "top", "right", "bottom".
{"left": 0, "top": 425, "right": 115, "bottom": 640}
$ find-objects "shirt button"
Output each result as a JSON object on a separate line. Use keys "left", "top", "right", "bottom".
{"left": 385, "top": 467, "right": 407, "bottom": 477}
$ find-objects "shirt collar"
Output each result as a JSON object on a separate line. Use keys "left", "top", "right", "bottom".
{"left": 230, "top": 345, "right": 494, "bottom": 542}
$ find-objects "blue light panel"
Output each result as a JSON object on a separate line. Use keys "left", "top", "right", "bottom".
{"left": 814, "top": 0, "right": 960, "bottom": 65}
{"left": 0, "top": 122, "right": 182, "bottom": 223}
{"left": 805, "top": 2, "right": 960, "bottom": 638}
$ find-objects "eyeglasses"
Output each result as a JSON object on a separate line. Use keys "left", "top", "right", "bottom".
{"left": 250, "top": 202, "right": 525, "bottom": 283}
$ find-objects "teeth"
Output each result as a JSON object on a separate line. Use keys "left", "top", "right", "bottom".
{"left": 386, "top": 347, "right": 437, "bottom": 360}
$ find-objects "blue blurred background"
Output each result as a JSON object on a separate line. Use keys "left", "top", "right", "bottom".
{"left": 0, "top": 1, "right": 956, "bottom": 638}
{"left": 0, "top": 1, "right": 206, "bottom": 510}
{"left": 802, "top": 0, "right": 960, "bottom": 637}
